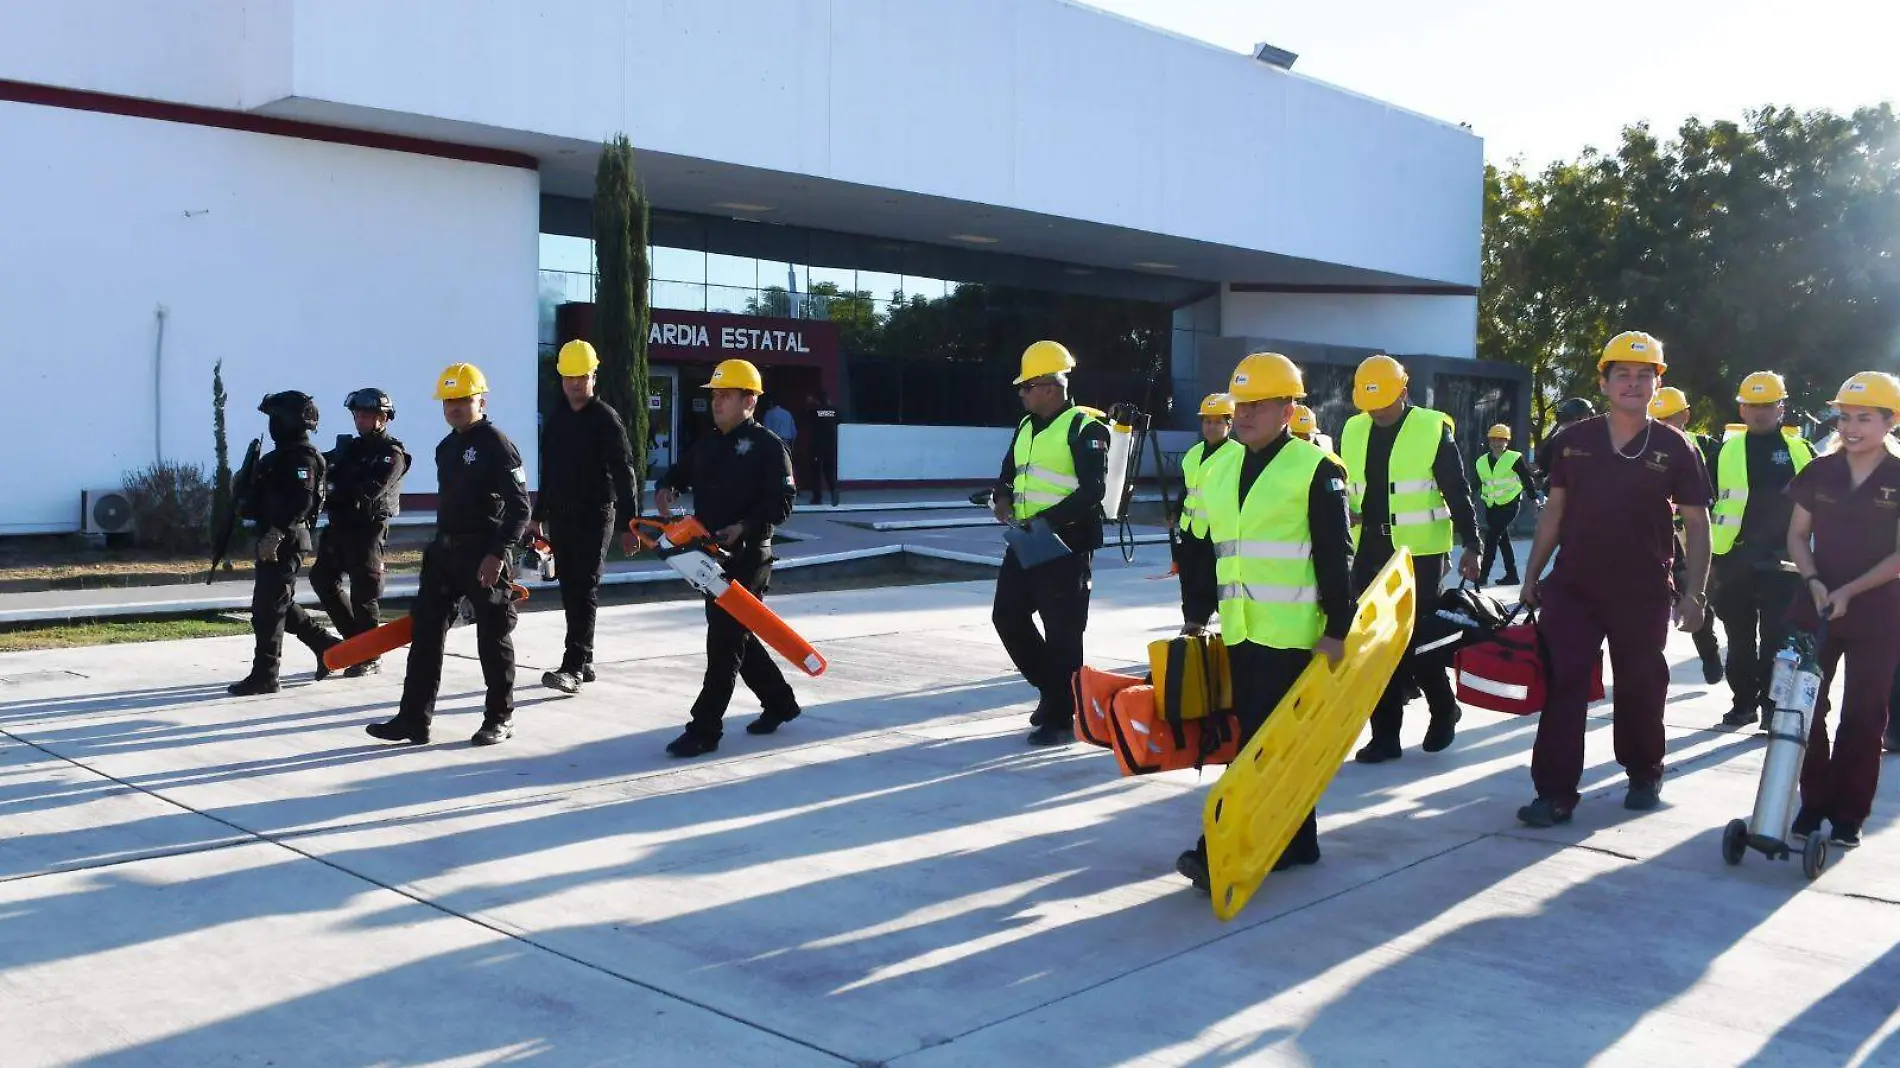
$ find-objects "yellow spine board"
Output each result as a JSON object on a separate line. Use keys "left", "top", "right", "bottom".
{"left": 1203, "top": 549, "right": 1417, "bottom": 921}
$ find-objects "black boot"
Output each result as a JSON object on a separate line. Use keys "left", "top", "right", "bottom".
{"left": 746, "top": 704, "right": 802, "bottom": 735}
{"left": 471, "top": 718, "right": 513, "bottom": 746}
{"left": 343, "top": 659, "right": 380, "bottom": 678}
{"left": 580, "top": 663, "right": 597, "bottom": 684}
{"left": 1422, "top": 710, "right": 1460, "bottom": 753}
{"left": 666, "top": 730, "right": 719, "bottom": 758}
{"left": 1355, "top": 736, "right": 1402, "bottom": 764}
{"left": 542, "top": 670, "right": 582, "bottom": 695}
{"left": 311, "top": 634, "right": 342, "bottom": 682}
{"left": 227, "top": 672, "right": 279, "bottom": 697}
{"left": 366, "top": 716, "right": 429, "bottom": 744}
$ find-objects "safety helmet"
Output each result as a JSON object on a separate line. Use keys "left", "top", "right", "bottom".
{"left": 1555, "top": 397, "right": 1595, "bottom": 423}
{"left": 1829, "top": 371, "right": 1900, "bottom": 413}
{"left": 345, "top": 388, "right": 394, "bottom": 419}
{"left": 1352, "top": 354, "right": 1409, "bottom": 412}
{"left": 1649, "top": 386, "right": 1691, "bottom": 420}
{"left": 1598, "top": 330, "right": 1668, "bottom": 374}
{"left": 1197, "top": 393, "right": 1235, "bottom": 418}
{"left": 556, "top": 339, "right": 601, "bottom": 377}
{"left": 1228, "top": 352, "right": 1306, "bottom": 402}
{"left": 1486, "top": 423, "right": 1511, "bottom": 441}
{"left": 1289, "top": 403, "right": 1317, "bottom": 436}
{"left": 1735, "top": 370, "right": 1788, "bottom": 405}
{"left": 259, "top": 391, "right": 319, "bottom": 430}
{"left": 702, "top": 358, "right": 764, "bottom": 394}
{"left": 434, "top": 363, "right": 490, "bottom": 400}
{"left": 1013, "top": 340, "right": 1076, "bottom": 386}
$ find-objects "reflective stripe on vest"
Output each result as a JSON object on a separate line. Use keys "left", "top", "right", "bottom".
{"left": 1341, "top": 407, "right": 1455, "bottom": 555}
{"left": 1202, "top": 438, "right": 1327, "bottom": 649}
{"left": 1710, "top": 431, "right": 1813, "bottom": 555}
{"left": 1179, "top": 439, "right": 1214, "bottom": 538}
{"left": 1476, "top": 450, "right": 1526, "bottom": 507}
{"left": 1011, "top": 407, "right": 1094, "bottom": 520}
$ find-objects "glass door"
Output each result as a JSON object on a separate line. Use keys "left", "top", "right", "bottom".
{"left": 646, "top": 366, "right": 679, "bottom": 482}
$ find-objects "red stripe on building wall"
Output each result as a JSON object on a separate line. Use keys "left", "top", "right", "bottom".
{"left": 0, "top": 78, "right": 540, "bottom": 171}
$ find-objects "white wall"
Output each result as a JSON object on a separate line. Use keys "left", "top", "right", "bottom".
{"left": 0, "top": 101, "right": 538, "bottom": 535}
{"left": 1219, "top": 290, "right": 1479, "bottom": 359}
{"left": 839, "top": 425, "right": 1197, "bottom": 483}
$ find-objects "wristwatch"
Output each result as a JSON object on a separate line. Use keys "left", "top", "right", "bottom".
{"left": 1683, "top": 591, "right": 1709, "bottom": 608}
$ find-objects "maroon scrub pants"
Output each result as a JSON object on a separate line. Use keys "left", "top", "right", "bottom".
{"left": 1799, "top": 626, "right": 1900, "bottom": 826}
{"left": 1531, "top": 576, "right": 1674, "bottom": 809}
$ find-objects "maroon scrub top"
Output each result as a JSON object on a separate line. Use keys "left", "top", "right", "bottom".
{"left": 1787, "top": 450, "right": 1900, "bottom": 634}
{"left": 1546, "top": 415, "right": 1713, "bottom": 593}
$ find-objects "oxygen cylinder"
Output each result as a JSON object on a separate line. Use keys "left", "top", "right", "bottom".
{"left": 1752, "top": 633, "right": 1821, "bottom": 842}
{"left": 1101, "top": 403, "right": 1139, "bottom": 521}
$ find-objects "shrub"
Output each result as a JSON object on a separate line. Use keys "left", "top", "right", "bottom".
{"left": 122, "top": 461, "right": 214, "bottom": 553}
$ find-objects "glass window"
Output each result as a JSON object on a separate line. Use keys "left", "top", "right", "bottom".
{"left": 651, "top": 246, "right": 706, "bottom": 284}
{"left": 705, "top": 252, "right": 757, "bottom": 290}
{"left": 756, "top": 260, "right": 797, "bottom": 297}
{"left": 902, "top": 276, "right": 949, "bottom": 302}
{"left": 651, "top": 280, "right": 707, "bottom": 312}
{"left": 806, "top": 264, "right": 855, "bottom": 291}
{"left": 705, "top": 284, "right": 752, "bottom": 315}
{"left": 539, "top": 234, "right": 593, "bottom": 274}
{"left": 857, "top": 270, "right": 903, "bottom": 302}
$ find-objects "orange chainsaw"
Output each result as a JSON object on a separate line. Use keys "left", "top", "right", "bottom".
{"left": 630, "top": 514, "right": 827, "bottom": 677}
{"left": 322, "top": 580, "right": 530, "bottom": 673}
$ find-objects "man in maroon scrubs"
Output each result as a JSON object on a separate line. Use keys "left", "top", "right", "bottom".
{"left": 1516, "top": 331, "right": 1713, "bottom": 826}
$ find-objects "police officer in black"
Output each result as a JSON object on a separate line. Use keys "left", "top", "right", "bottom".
{"left": 808, "top": 388, "right": 841, "bottom": 506}
{"left": 366, "top": 363, "right": 530, "bottom": 747}
{"left": 653, "top": 358, "right": 800, "bottom": 758}
{"left": 535, "top": 340, "right": 639, "bottom": 694}
{"left": 228, "top": 391, "right": 342, "bottom": 695}
{"left": 310, "top": 388, "right": 410, "bottom": 677}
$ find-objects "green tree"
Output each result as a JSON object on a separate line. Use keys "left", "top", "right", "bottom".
{"left": 593, "top": 134, "right": 650, "bottom": 482}
{"left": 209, "top": 360, "right": 232, "bottom": 544}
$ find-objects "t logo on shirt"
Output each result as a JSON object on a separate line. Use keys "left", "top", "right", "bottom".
{"left": 1645, "top": 450, "right": 1671, "bottom": 472}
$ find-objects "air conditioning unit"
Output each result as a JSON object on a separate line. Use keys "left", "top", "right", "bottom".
{"left": 81, "top": 488, "right": 136, "bottom": 535}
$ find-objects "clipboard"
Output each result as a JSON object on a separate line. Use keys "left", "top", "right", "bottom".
{"left": 1003, "top": 519, "right": 1073, "bottom": 568}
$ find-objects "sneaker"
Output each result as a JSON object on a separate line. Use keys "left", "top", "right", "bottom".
{"left": 665, "top": 731, "right": 719, "bottom": 758}
{"left": 1027, "top": 724, "right": 1072, "bottom": 747}
{"left": 365, "top": 717, "right": 429, "bottom": 745}
{"left": 1790, "top": 807, "right": 1823, "bottom": 842}
{"left": 226, "top": 673, "right": 279, "bottom": 697}
{"left": 1721, "top": 706, "right": 1758, "bottom": 727}
{"left": 471, "top": 719, "right": 513, "bottom": 746}
{"left": 746, "top": 707, "right": 801, "bottom": 735}
{"left": 1354, "top": 737, "right": 1403, "bottom": 764}
{"left": 1830, "top": 820, "right": 1863, "bottom": 848}
{"left": 343, "top": 659, "right": 380, "bottom": 679}
{"left": 1175, "top": 848, "right": 1211, "bottom": 894}
{"left": 1624, "top": 780, "right": 1662, "bottom": 811}
{"left": 1422, "top": 711, "right": 1461, "bottom": 754}
{"left": 1517, "top": 797, "right": 1574, "bottom": 828}
{"left": 541, "top": 670, "right": 582, "bottom": 695}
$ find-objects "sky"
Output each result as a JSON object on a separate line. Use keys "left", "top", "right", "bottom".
{"left": 1081, "top": 0, "right": 1898, "bottom": 168}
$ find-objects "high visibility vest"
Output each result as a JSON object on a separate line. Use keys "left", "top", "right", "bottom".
{"left": 1202, "top": 439, "right": 1327, "bottom": 650}
{"left": 1341, "top": 406, "right": 1454, "bottom": 554}
{"left": 1476, "top": 449, "right": 1526, "bottom": 507}
{"left": 1178, "top": 438, "right": 1231, "bottom": 539}
{"left": 1010, "top": 407, "right": 1097, "bottom": 521}
{"left": 1711, "top": 429, "right": 1813, "bottom": 555}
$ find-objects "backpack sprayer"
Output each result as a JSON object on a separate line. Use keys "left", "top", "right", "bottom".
{"left": 1721, "top": 612, "right": 1832, "bottom": 879}
{"left": 1102, "top": 402, "right": 1155, "bottom": 563}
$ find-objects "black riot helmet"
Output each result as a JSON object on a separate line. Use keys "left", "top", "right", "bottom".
{"left": 1554, "top": 397, "right": 1595, "bottom": 424}
{"left": 259, "top": 391, "right": 320, "bottom": 432}
{"left": 345, "top": 387, "right": 395, "bottom": 420}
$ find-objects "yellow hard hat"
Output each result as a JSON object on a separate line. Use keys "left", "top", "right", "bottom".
{"left": 1736, "top": 370, "right": 1787, "bottom": 405}
{"left": 702, "top": 359, "right": 764, "bottom": 393}
{"left": 1486, "top": 423, "right": 1511, "bottom": 440}
{"left": 1228, "top": 352, "right": 1306, "bottom": 402}
{"left": 1598, "top": 330, "right": 1667, "bottom": 373}
{"left": 556, "top": 339, "right": 600, "bottom": 377}
{"left": 434, "top": 362, "right": 490, "bottom": 400}
{"left": 1289, "top": 403, "right": 1317, "bottom": 436}
{"left": 1198, "top": 393, "right": 1235, "bottom": 418}
{"left": 1829, "top": 371, "right": 1900, "bottom": 412}
{"left": 1649, "top": 386, "right": 1691, "bottom": 419}
{"left": 1352, "top": 354, "right": 1409, "bottom": 412}
{"left": 1013, "top": 340, "right": 1076, "bottom": 385}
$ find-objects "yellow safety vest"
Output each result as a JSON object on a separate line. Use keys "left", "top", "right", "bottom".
{"left": 1476, "top": 449, "right": 1526, "bottom": 507}
{"left": 1202, "top": 438, "right": 1327, "bottom": 650}
{"left": 1010, "top": 407, "right": 1097, "bottom": 521}
{"left": 1711, "top": 429, "right": 1813, "bottom": 555}
{"left": 1178, "top": 438, "right": 1231, "bottom": 539}
{"left": 1341, "top": 406, "right": 1454, "bottom": 554}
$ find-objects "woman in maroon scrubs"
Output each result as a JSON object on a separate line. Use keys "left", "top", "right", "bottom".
{"left": 1785, "top": 371, "right": 1900, "bottom": 847}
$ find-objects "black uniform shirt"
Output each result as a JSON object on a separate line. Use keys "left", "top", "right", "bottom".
{"left": 326, "top": 432, "right": 409, "bottom": 528}
{"left": 434, "top": 418, "right": 531, "bottom": 558}
{"left": 656, "top": 417, "right": 795, "bottom": 554}
{"left": 993, "top": 402, "right": 1111, "bottom": 553}
{"left": 1183, "top": 430, "right": 1355, "bottom": 640}
{"left": 1359, "top": 413, "right": 1482, "bottom": 558}
{"left": 535, "top": 397, "right": 639, "bottom": 525}
{"left": 252, "top": 438, "right": 325, "bottom": 547}
{"left": 810, "top": 405, "right": 840, "bottom": 452}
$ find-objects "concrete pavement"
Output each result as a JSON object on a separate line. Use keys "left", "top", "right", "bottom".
{"left": 2, "top": 544, "right": 1896, "bottom": 1066}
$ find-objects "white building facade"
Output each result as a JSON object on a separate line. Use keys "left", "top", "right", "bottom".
{"left": 0, "top": 0, "right": 1491, "bottom": 535}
